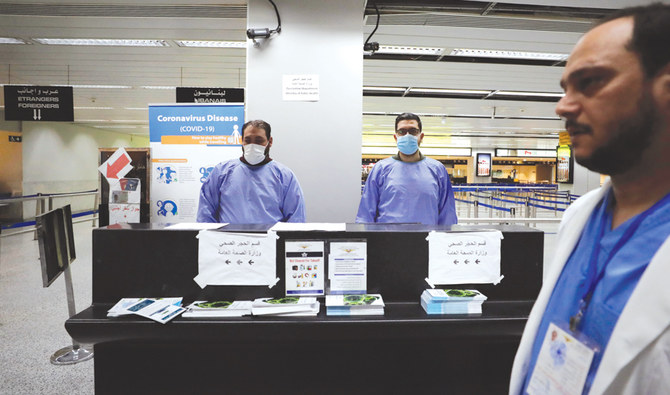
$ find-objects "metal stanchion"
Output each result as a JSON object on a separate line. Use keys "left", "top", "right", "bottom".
{"left": 50, "top": 264, "right": 94, "bottom": 365}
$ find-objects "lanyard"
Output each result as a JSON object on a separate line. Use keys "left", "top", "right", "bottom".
{"left": 569, "top": 190, "right": 670, "bottom": 332}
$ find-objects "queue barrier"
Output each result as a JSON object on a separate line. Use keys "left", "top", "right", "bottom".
{"left": 0, "top": 190, "right": 99, "bottom": 237}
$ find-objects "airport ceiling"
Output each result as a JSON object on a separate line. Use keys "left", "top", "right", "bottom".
{"left": 0, "top": 0, "right": 653, "bottom": 150}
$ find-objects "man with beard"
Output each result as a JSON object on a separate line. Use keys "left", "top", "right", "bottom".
{"left": 510, "top": 4, "right": 670, "bottom": 394}
{"left": 197, "top": 119, "right": 306, "bottom": 223}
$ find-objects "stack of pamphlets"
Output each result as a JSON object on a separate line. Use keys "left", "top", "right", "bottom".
{"left": 182, "top": 300, "right": 253, "bottom": 317}
{"left": 420, "top": 289, "right": 487, "bottom": 315}
{"left": 325, "top": 294, "right": 385, "bottom": 316}
{"left": 251, "top": 297, "right": 320, "bottom": 316}
{"left": 107, "top": 297, "right": 185, "bottom": 324}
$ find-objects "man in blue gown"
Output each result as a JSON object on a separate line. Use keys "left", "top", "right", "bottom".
{"left": 355, "top": 112, "right": 457, "bottom": 225}
{"left": 510, "top": 4, "right": 670, "bottom": 394}
{"left": 197, "top": 119, "right": 306, "bottom": 224}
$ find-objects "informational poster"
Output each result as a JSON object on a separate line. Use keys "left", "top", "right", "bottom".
{"left": 149, "top": 103, "right": 244, "bottom": 223}
{"left": 426, "top": 231, "right": 504, "bottom": 285}
{"left": 328, "top": 241, "right": 367, "bottom": 294}
{"left": 476, "top": 153, "right": 491, "bottom": 177}
{"left": 556, "top": 145, "right": 574, "bottom": 183}
{"left": 285, "top": 241, "right": 325, "bottom": 296}
{"left": 108, "top": 178, "right": 141, "bottom": 224}
{"left": 194, "top": 230, "right": 278, "bottom": 288}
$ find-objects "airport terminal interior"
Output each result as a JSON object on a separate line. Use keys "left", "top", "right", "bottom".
{"left": 0, "top": 0, "right": 652, "bottom": 393}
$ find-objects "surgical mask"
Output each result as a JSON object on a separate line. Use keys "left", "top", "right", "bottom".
{"left": 243, "top": 143, "right": 267, "bottom": 165}
{"left": 397, "top": 134, "right": 419, "bottom": 155}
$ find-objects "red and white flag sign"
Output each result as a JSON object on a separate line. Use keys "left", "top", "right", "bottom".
{"left": 98, "top": 147, "right": 133, "bottom": 184}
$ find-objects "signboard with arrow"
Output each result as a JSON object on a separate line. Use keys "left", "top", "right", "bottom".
{"left": 3, "top": 85, "right": 74, "bottom": 122}
{"left": 98, "top": 147, "right": 133, "bottom": 185}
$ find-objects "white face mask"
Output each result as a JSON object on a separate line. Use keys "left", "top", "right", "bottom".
{"left": 243, "top": 143, "right": 267, "bottom": 165}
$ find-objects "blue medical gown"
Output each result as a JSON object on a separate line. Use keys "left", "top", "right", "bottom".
{"left": 356, "top": 156, "right": 457, "bottom": 225}
{"left": 197, "top": 159, "right": 306, "bottom": 224}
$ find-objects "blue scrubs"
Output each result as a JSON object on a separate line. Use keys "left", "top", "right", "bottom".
{"left": 197, "top": 159, "right": 306, "bottom": 224}
{"left": 355, "top": 155, "right": 457, "bottom": 225}
{"left": 521, "top": 189, "right": 670, "bottom": 394}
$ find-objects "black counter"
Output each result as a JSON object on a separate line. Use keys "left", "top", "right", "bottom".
{"left": 67, "top": 223, "right": 543, "bottom": 394}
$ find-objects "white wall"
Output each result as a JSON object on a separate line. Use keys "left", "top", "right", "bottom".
{"left": 21, "top": 121, "right": 148, "bottom": 218}
{"left": 246, "top": 0, "right": 364, "bottom": 222}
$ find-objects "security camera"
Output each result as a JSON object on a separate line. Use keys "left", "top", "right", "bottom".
{"left": 364, "top": 42, "right": 379, "bottom": 52}
{"left": 246, "top": 28, "right": 272, "bottom": 40}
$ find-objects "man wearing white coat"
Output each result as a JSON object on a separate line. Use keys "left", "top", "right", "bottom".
{"left": 510, "top": 3, "right": 670, "bottom": 395}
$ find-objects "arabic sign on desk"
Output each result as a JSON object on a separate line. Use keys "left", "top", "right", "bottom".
{"left": 195, "top": 230, "right": 278, "bottom": 288}
{"left": 426, "top": 231, "right": 504, "bottom": 285}
{"left": 4, "top": 85, "right": 74, "bottom": 121}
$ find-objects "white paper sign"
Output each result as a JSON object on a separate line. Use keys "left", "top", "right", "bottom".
{"left": 426, "top": 231, "right": 504, "bottom": 285}
{"left": 282, "top": 74, "right": 319, "bottom": 101}
{"left": 194, "top": 230, "right": 278, "bottom": 288}
{"left": 285, "top": 241, "right": 325, "bottom": 296}
{"left": 328, "top": 241, "right": 367, "bottom": 294}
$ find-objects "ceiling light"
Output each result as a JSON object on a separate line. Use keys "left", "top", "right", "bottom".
{"left": 363, "top": 86, "right": 406, "bottom": 92}
{"left": 494, "top": 91, "right": 564, "bottom": 98}
{"left": 70, "top": 84, "right": 132, "bottom": 89}
{"left": 375, "top": 45, "right": 444, "bottom": 56}
{"left": 450, "top": 48, "right": 568, "bottom": 62}
{"left": 74, "top": 106, "right": 114, "bottom": 110}
{"left": 91, "top": 125, "right": 139, "bottom": 129}
{"left": 141, "top": 86, "right": 176, "bottom": 90}
{"left": 33, "top": 38, "right": 169, "bottom": 47}
{"left": 0, "top": 37, "right": 28, "bottom": 44}
{"left": 411, "top": 88, "right": 491, "bottom": 95}
{"left": 174, "top": 40, "right": 246, "bottom": 48}
{"left": 124, "top": 107, "right": 148, "bottom": 110}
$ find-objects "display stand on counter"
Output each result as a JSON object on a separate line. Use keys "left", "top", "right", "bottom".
{"left": 66, "top": 223, "right": 543, "bottom": 394}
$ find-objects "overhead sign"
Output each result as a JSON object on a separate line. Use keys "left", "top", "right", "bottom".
{"left": 3, "top": 85, "right": 74, "bottom": 122}
{"left": 176, "top": 87, "right": 244, "bottom": 103}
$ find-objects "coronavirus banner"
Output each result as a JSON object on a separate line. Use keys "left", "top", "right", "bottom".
{"left": 149, "top": 103, "right": 244, "bottom": 223}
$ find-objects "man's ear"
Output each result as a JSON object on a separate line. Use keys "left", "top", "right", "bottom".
{"left": 418, "top": 132, "right": 424, "bottom": 146}
{"left": 268, "top": 136, "right": 273, "bottom": 148}
{"left": 393, "top": 134, "right": 398, "bottom": 143}
{"left": 653, "top": 63, "right": 670, "bottom": 111}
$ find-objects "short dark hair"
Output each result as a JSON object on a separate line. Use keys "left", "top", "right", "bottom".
{"left": 395, "top": 112, "right": 422, "bottom": 132}
{"left": 597, "top": 2, "right": 670, "bottom": 78}
{"left": 242, "top": 120, "right": 271, "bottom": 140}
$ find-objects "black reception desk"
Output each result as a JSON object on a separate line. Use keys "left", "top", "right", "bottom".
{"left": 66, "top": 223, "right": 543, "bottom": 394}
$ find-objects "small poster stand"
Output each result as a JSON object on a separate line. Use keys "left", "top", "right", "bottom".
{"left": 36, "top": 205, "right": 93, "bottom": 365}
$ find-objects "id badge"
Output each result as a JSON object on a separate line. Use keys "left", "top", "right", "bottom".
{"left": 527, "top": 322, "right": 597, "bottom": 395}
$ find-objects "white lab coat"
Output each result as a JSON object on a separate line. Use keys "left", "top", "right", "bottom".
{"left": 509, "top": 180, "right": 670, "bottom": 395}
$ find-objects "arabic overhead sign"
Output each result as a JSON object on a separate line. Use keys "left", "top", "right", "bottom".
{"left": 176, "top": 87, "right": 244, "bottom": 103}
{"left": 3, "top": 85, "right": 74, "bottom": 122}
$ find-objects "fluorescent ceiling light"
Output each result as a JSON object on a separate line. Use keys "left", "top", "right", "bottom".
{"left": 363, "top": 86, "right": 406, "bottom": 92}
{"left": 74, "top": 106, "right": 113, "bottom": 110}
{"left": 0, "top": 37, "right": 28, "bottom": 44}
{"left": 141, "top": 86, "right": 176, "bottom": 90}
{"left": 33, "top": 38, "right": 168, "bottom": 47}
{"left": 124, "top": 107, "right": 148, "bottom": 110}
{"left": 375, "top": 45, "right": 444, "bottom": 56}
{"left": 70, "top": 84, "right": 132, "bottom": 89}
{"left": 174, "top": 40, "right": 246, "bottom": 48}
{"left": 450, "top": 48, "right": 568, "bottom": 62}
{"left": 411, "top": 88, "right": 491, "bottom": 95}
{"left": 92, "top": 125, "right": 139, "bottom": 129}
{"left": 495, "top": 91, "right": 564, "bottom": 98}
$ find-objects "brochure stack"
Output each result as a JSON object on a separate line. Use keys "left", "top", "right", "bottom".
{"left": 251, "top": 297, "right": 320, "bottom": 316}
{"left": 182, "top": 300, "right": 253, "bottom": 317}
{"left": 420, "top": 289, "right": 487, "bottom": 315}
{"left": 325, "top": 294, "right": 385, "bottom": 316}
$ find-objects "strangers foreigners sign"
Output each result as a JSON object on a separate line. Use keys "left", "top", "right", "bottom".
{"left": 4, "top": 85, "right": 74, "bottom": 122}
{"left": 149, "top": 103, "right": 244, "bottom": 224}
